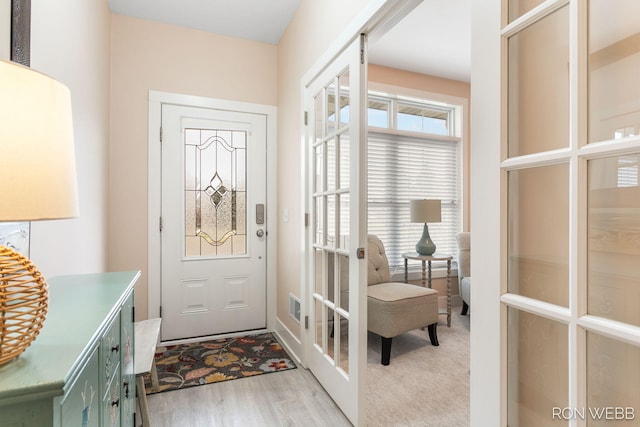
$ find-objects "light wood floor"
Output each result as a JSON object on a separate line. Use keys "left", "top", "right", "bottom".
{"left": 144, "top": 367, "right": 351, "bottom": 426}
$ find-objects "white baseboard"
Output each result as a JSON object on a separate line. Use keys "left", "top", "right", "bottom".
{"left": 274, "top": 317, "right": 305, "bottom": 368}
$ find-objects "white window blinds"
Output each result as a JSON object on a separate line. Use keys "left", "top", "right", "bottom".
{"left": 368, "top": 130, "right": 461, "bottom": 272}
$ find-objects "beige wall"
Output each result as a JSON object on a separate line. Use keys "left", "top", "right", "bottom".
{"left": 369, "top": 64, "right": 470, "bottom": 99}
{"left": 109, "top": 15, "right": 278, "bottom": 319}
{"left": 28, "top": 0, "right": 111, "bottom": 276}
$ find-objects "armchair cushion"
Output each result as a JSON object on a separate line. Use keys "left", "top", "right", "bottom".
{"left": 368, "top": 282, "right": 438, "bottom": 339}
{"left": 367, "top": 235, "right": 391, "bottom": 285}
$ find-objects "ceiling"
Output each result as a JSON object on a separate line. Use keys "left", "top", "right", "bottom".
{"left": 108, "top": 0, "right": 471, "bottom": 83}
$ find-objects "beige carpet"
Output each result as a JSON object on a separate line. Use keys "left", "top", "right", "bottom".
{"left": 367, "top": 311, "right": 470, "bottom": 426}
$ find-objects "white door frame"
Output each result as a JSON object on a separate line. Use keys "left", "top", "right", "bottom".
{"left": 470, "top": 0, "right": 507, "bottom": 424}
{"left": 148, "top": 91, "right": 277, "bottom": 336}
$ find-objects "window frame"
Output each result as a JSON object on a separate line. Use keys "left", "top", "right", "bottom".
{"left": 365, "top": 84, "right": 468, "bottom": 279}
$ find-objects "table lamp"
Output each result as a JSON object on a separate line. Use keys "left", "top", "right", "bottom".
{"left": 410, "top": 199, "right": 441, "bottom": 256}
{"left": 0, "top": 59, "right": 79, "bottom": 366}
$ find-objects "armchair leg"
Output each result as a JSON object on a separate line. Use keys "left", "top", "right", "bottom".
{"left": 461, "top": 301, "right": 469, "bottom": 316}
{"left": 428, "top": 323, "right": 439, "bottom": 346}
{"left": 381, "top": 337, "right": 392, "bottom": 366}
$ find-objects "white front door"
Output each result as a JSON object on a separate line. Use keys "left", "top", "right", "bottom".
{"left": 305, "top": 34, "right": 368, "bottom": 425}
{"left": 160, "top": 104, "right": 267, "bottom": 341}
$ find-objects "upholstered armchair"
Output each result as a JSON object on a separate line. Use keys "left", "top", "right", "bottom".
{"left": 457, "top": 232, "right": 471, "bottom": 315}
{"left": 367, "top": 235, "right": 440, "bottom": 365}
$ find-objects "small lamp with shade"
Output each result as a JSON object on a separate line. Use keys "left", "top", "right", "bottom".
{"left": 410, "top": 199, "right": 441, "bottom": 256}
{"left": 0, "top": 59, "right": 79, "bottom": 366}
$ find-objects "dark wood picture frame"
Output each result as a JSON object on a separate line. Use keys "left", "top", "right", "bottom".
{"left": 11, "top": 0, "right": 29, "bottom": 66}
{"left": 0, "top": 0, "right": 32, "bottom": 256}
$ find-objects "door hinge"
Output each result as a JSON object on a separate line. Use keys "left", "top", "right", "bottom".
{"left": 159, "top": 306, "right": 162, "bottom": 317}
{"left": 132, "top": 306, "right": 135, "bottom": 322}
{"left": 305, "top": 315, "right": 309, "bottom": 330}
{"left": 159, "top": 216, "right": 163, "bottom": 232}
{"left": 304, "top": 213, "right": 309, "bottom": 227}
{"left": 360, "top": 33, "right": 366, "bottom": 65}
{"left": 160, "top": 126, "right": 163, "bottom": 143}
{"left": 304, "top": 111, "right": 308, "bottom": 126}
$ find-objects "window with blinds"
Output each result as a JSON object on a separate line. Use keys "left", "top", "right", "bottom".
{"left": 368, "top": 129, "right": 461, "bottom": 273}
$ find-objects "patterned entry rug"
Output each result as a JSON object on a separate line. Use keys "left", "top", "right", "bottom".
{"left": 143, "top": 332, "right": 297, "bottom": 395}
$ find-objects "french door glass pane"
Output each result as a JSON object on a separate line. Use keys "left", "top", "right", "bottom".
{"left": 588, "top": 0, "right": 640, "bottom": 143}
{"left": 508, "top": 0, "right": 546, "bottom": 23}
{"left": 327, "top": 195, "right": 336, "bottom": 248}
{"left": 315, "top": 196, "right": 324, "bottom": 245}
{"left": 314, "top": 248, "right": 323, "bottom": 296}
{"left": 337, "top": 253, "right": 349, "bottom": 311}
{"left": 507, "top": 308, "right": 568, "bottom": 427}
{"left": 327, "top": 82, "right": 336, "bottom": 134}
{"left": 340, "top": 194, "right": 350, "bottom": 251}
{"left": 315, "top": 144, "right": 324, "bottom": 194}
{"left": 507, "top": 6, "right": 569, "bottom": 157}
{"left": 508, "top": 164, "right": 569, "bottom": 306}
{"left": 338, "top": 314, "right": 349, "bottom": 374}
{"left": 586, "top": 332, "right": 640, "bottom": 426}
{"left": 587, "top": 155, "right": 640, "bottom": 326}
{"left": 339, "top": 70, "right": 350, "bottom": 126}
{"left": 339, "top": 134, "right": 350, "bottom": 191}
{"left": 184, "top": 128, "right": 246, "bottom": 257}
{"left": 314, "top": 297, "right": 323, "bottom": 348}
{"left": 327, "top": 138, "right": 336, "bottom": 192}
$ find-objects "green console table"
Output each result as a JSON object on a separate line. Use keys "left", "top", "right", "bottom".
{"left": 0, "top": 271, "right": 140, "bottom": 427}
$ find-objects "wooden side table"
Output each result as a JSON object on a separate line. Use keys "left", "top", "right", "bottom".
{"left": 402, "top": 252, "right": 453, "bottom": 327}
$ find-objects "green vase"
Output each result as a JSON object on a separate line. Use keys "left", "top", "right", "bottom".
{"left": 415, "top": 223, "right": 436, "bottom": 255}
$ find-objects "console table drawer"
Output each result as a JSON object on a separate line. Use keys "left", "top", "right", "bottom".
{"left": 102, "top": 368, "right": 121, "bottom": 427}
{"left": 60, "top": 345, "right": 100, "bottom": 427}
{"left": 101, "top": 315, "right": 121, "bottom": 397}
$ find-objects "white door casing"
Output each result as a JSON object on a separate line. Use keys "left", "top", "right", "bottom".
{"left": 147, "top": 92, "right": 277, "bottom": 343}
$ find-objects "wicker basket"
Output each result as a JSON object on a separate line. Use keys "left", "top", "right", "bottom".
{"left": 0, "top": 246, "right": 48, "bottom": 366}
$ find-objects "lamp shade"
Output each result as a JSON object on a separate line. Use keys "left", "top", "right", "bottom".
{"left": 0, "top": 59, "right": 79, "bottom": 221}
{"left": 410, "top": 199, "right": 441, "bottom": 223}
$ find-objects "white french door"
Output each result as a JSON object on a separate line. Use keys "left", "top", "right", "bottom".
{"left": 160, "top": 104, "right": 267, "bottom": 342}
{"left": 497, "top": 1, "right": 640, "bottom": 426}
{"left": 305, "top": 34, "right": 368, "bottom": 425}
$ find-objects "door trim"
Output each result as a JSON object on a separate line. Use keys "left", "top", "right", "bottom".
{"left": 148, "top": 91, "right": 277, "bottom": 336}
{"left": 469, "top": 0, "right": 502, "bottom": 424}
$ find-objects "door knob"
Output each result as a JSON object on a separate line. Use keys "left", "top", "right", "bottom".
{"left": 256, "top": 229, "right": 265, "bottom": 238}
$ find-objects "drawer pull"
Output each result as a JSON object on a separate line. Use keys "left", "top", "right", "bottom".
{"left": 111, "top": 344, "right": 120, "bottom": 353}
{"left": 111, "top": 398, "right": 120, "bottom": 408}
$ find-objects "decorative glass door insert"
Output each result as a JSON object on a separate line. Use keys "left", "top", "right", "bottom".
{"left": 184, "top": 128, "right": 247, "bottom": 258}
